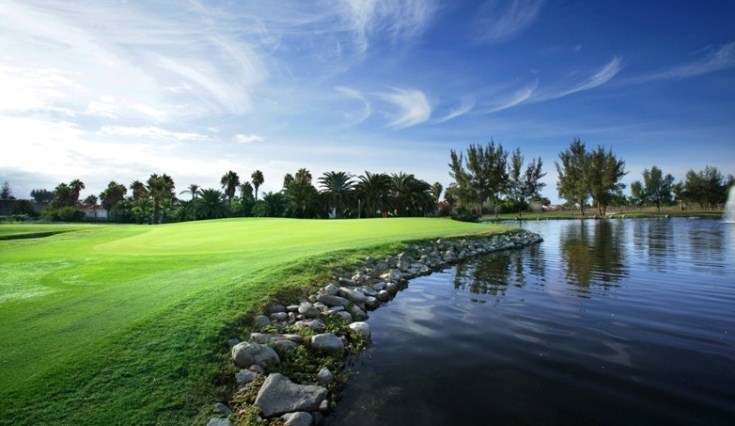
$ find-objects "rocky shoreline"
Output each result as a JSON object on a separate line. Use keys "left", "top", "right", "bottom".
{"left": 207, "top": 230, "right": 543, "bottom": 426}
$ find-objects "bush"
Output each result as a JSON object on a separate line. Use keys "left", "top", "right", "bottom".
{"left": 451, "top": 207, "right": 480, "bottom": 223}
{"left": 43, "top": 207, "right": 85, "bottom": 222}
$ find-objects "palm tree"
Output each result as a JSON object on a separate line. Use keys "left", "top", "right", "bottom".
{"left": 284, "top": 168, "right": 320, "bottom": 218}
{"left": 432, "top": 182, "right": 443, "bottom": 202}
{"left": 388, "top": 172, "right": 433, "bottom": 217}
{"left": 130, "top": 180, "right": 148, "bottom": 201}
{"left": 69, "top": 179, "right": 85, "bottom": 205}
{"left": 179, "top": 183, "right": 201, "bottom": 200}
{"left": 195, "top": 189, "right": 228, "bottom": 220}
{"left": 146, "top": 173, "right": 175, "bottom": 224}
{"left": 295, "top": 168, "right": 312, "bottom": 184}
{"left": 100, "top": 181, "right": 127, "bottom": 212}
{"left": 251, "top": 170, "right": 264, "bottom": 200}
{"left": 356, "top": 171, "right": 391, "bottom": 217}
{"left": 220, "top": 171, "right": 240, "bottom": 203}
{"left": 319, "top": 171, "right": 355, "bottom": 218}
{"left": 239, "top": 181, "right": 254, "bottom": 200}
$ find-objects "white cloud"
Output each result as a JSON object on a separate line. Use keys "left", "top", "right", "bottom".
{"left": 100, "top": 126, "right": 206, "bottom": 141}
{"left": 535, "top": 56, "right": 623, "bottom": 102}
{"left": 476, "top": 0, "right": 545, "bottom": 43}
{"left": 336, "top": 86, "right": 373, "bottom": 125}
{"left": 376, "top": 87, "right": 432, "bottom": 129}
{"left": 624, "top": 41, "right": 735, "bottom": 85}
{"left": 437, "top": 97, "right": 476, "bottom": 123}
{"left": 235, "top": 134, "right": 265, "bottom": 144}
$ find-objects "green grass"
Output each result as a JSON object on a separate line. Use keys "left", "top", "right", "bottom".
{"left": 0, "top": 218, "right": 507, "bottom": 425}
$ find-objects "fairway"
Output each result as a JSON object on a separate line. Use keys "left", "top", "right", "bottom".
{"left": 0, "top": 218, "right": 506, "bottom": 425}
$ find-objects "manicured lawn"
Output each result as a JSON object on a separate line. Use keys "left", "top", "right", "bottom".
{"left": 0, "top": 218, "right": 507, "bottom": 425}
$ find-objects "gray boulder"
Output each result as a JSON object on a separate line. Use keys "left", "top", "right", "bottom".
{"left": 316, "top": 294, "right": 351, "bottom": 308}
{"left": 294, "top": 319, "right": 326, "bottom": 332}
{"left": 214, "top": 402, "right": 232, "bottom": 415}
{"left": 337, "top": 287, "right": 367, "bottom": 304}
{"left": 298, "top": 302, "right": 321, "bottom": 319}
{"left": 348, "top": 304, "right": 368, "bottom": 321}
{"left": 254, "top": 315, "right": 271, "bottom": 327}
{"left": 207, "top": 418, "right": 233, "bottom": 426}
{"left": 254, "top": 373, "right": 327, "bottom": 417}
{"left": 281, "top": 412, "right": 313, "bottom": 426}
{"left": 272, "top": 339, "right": 299, "bottom": 356}
{"left": 348, "top": 321, "right": 371, "bottom": 339}
{"left": 322, "top": 283, "right": 340, "bottom": 295}
{"left": 316, "top": 367, "right": 333, "bottom": 385}
{"left": 236, "top": 369, "right": 258, "bottom": 385}
{"left": 310, "top": 333, "right": 345, "bottom": 356}
{"left": 231, "top": 342, "right": 280, "bottom": 368}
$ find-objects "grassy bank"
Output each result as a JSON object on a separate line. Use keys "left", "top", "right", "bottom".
{"left": 0, "top": 218, "right": 507, "bottom": 425}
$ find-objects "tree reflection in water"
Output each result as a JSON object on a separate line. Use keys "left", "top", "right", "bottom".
{"left": 453, "top": 243, "right": 545, "bottom": 296}
{"left": 560, "top": 219, "right": 627, "bottom": 295}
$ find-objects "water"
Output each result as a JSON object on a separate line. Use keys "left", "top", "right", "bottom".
{"left": 726, "top": 186, "right": 735, "bottom": 223}
{"left": 326, "top": 219, "right": 735, "bottom": 426}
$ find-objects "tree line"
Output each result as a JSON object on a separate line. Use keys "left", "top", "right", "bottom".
{"left": 3, "top": 138, "right": 733, "bottom": 223}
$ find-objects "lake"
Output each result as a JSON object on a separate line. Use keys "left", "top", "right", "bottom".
{"left": 326, "top": 218, "right": 735, "bottom": 426}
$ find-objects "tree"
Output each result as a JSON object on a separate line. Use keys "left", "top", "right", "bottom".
{"left": 100, "top": 181, "right": 127, "bottom": 213}
{"left": 146, "top": 173, "right": 175, "bottom": 224}
{"left": 1, "top": 181, "right": 13, "bottom": 200}
{"left": 69, "top": 179, "right": 85, "bottom": 205}
{"left": 284, "top": 169, "right": 320, "bottom": 218}
{"left": 448, "top": 141, "right": 508, "bottom": 214}
{"left": 49, "top": 183, "right": 76, "bottom": 209}
{"left": 556, "top": 139, "right": 590, "bottom": 216}
{"left": 684, "top": 166, "right": 730, "bottom": 209}
{"left": 194, "top": 189, "right": 228, "bottom": 220}
{"left": 130, "top": 180, "right": 148, "bottom": 201}
{"left": 586, "top": 146, "right": 626, "bottom": 215}
{"left": 239, "top": 182, "right": 254, "bottom": 200}
{"left": 251, "top": 170, "right": 264, "bottom": 200}
{"left": 83, "top": 195, "right": 98, "bottom": 205}
{"left": 30, "top": 189, "right": 53, "bottom": 204}
{"left": 179, "top": 184, "right": 201, "bottom": 200}
{"left": 641, "top": 166, "right": 674, "bottom": 211}
{"left": 431, "top": 182, "right": 443, "bottom": 203}
{"left": 356, "top": 171, "right": 391, "bottom": 218}
{"left": 252, "top": 192, "right": 286, "bottom": 217}
{"left": 630, "top": 180, "right": 644, "bottom": 207}
{"left": 220, "top": 171, "right": 240, "bottom": 203}
{"left": 506, "top": 148, "right": 545, "bottom": 216}
{"left": 319, "top": 171, "right": 354, "bottom": 218}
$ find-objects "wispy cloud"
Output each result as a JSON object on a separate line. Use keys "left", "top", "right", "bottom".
{"left": 475, "top": 0, "right": 544, "bottom": 43}
{"left": 335, "top": 86, "right": 373, "bottom": 125}
{"left": 100, "top": 126, "right": 206, "bottom": 141}
{"left": 235, "top": 134, "right": 265, "bottom": 144}
{"left": 437, "top": 97, "right": 476, "bottom": 123}
{"left": 376, "top": 87, "right": 432, "bottom": 129}
{"left": 535, "top": 56, "right": 623, "bottom": 101}
{"left": 342, "top": 0, "right": 440, "bottom": 52}
{"left": 623, "top": 41, "right": 735, "bottom": 85}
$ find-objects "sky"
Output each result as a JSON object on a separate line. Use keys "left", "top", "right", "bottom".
{"left": 1, "top": 0, "right": 734, "bottom": 204}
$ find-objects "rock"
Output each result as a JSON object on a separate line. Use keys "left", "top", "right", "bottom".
{"left": 207, "top": 418, "right": 233, "bottom": 426}
{"left": 377, "top": 290, "right": 390, "bottom": 301}
{"left": 310, "top": 333, "right": 345, "bottom": 355}
{"left": 327, "top": 306, "right": 345, "bottom": 313}
{"left": 231, "top": 342, "right": 280, "bottom": 368}
{"left": 281, "top": 411, "right": 313, "bottom": 426}
{"left": 253, "top": 315, "right": 271, "bottom": 327}
{"left": 254, "top": 373, "right": 328, "bottom": 417}
{"left": 348, "top": 321, "right": 371, "bottom": 339}
{"left": 365, "top": 296, "right": 380, "bottom": 310}
{"left": 337, "top": 287, "right": 368, "bottom": 304}
{"left": 316, "top": 367, "right": 333, "bottom": 385}
{"left": 294, "top": 319, "right": 326, "bottom": 331}
{"left": 348, "top": 304, "right": 368, "bottom": 321}
{"left": 270, "top": 312, "right": 288, "bottom": 322}
{"left": 333, "top": 311, "right": 353, "bottom": 322}
{"left": 265, "top": 304, "right": 286, "bottom": 314}
{"left": 249, "top": 364, "right": 265, "bottom": 374}
{"left": 316, "top": 294, "right": 351, "bottom": 308}
{"left": 298, "top": 302, "right": 321, "bottom": 318}
{"left": 322, "top": 283, "right": 340, "bottom": 295}
{"left": 286, "top": 304, "right": 300, "bottom": 312}
{"left": 236, "top": 369, "right": 258, "bottom": 384}
{"left": 385, "top": 282, "right": 399, "bottom": 294}
{"left": 227, "top": 338, "right": 240, "bottom": 349}
{"left": 214, "top": 402, "right": 233, "bottom": 415}
{"left": 272, "top": 339, "right": 299, "bottom": 356}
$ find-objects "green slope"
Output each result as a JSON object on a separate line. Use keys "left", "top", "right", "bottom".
{"left": 0, "top": 218, "right": 506, "bottom": 425}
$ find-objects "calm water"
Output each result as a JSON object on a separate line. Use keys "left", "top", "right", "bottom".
{"left": 326, "top": 219, "right": 735, "bottom": 426}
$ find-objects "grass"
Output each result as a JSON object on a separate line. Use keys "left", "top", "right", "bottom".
{"left": 0, "top": 218, "right": 507, "bottom": 425}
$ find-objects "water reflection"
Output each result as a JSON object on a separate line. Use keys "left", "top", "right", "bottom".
{"left": 633, "top": 219, "right": 676, "bottom": 271}
{"left": 453, "top": 243, "right": 546, "bottom": 296}
{"left": 560, "top": 220, "right": 627, "bottom": 294}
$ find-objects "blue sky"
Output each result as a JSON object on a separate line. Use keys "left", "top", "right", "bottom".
{"left": 1, "top": 0, "right": 734, "bottom": 203}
